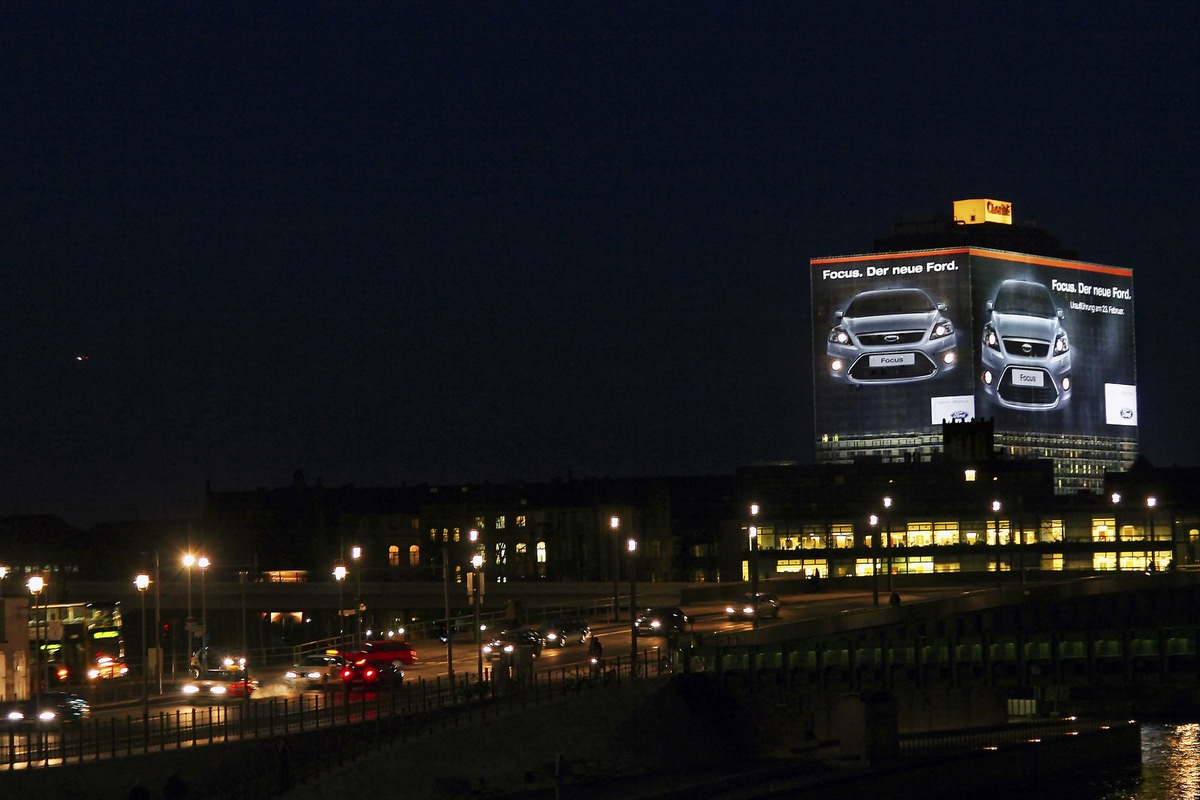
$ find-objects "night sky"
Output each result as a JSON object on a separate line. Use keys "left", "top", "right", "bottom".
{"left": 2, "top": 5, "right": 1197, "bottom": 526}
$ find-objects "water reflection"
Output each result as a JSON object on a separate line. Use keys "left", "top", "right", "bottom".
{"left": 1095, "top": 723, "right": 1200, "bottom": 800}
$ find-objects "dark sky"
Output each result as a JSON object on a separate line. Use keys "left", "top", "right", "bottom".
{"left": 2, "top": 4, "right": 1197, "bottom": 526}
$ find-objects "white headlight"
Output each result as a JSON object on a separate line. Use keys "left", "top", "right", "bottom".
{"left": 182, "top": 685, "right": 200, "bottom": 694}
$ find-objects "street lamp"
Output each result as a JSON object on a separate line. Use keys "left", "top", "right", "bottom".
{"left": 135, "top": 573, "right": 151, "bottom": 726}
{"left": 882, "top": 497, "right": 894, "bottom": 592}
{"left": 749, "top": 504, "right": 760, "bottom": 602}
{"left": 351, "top": 545, "right": 363, "bottom": 643}
{"left": 627, "top": 537, "right": 638, "bottom": 677}
{"left": 869, "top": 514, "right": 880, "bottom": 606}
{"left": 441, "top": 535, "right": 454, "bottom": 700}
{"left": 992, "top": 500, "right": 1003, "bottom": 587}
{"left": 198, "top": 556, "right": 210, "bottom": 669}
{"left": 333, "top": 562, "right": 348, "bottom": 638}
{"left": 471, "top": 549, "right": 484, "bottom": 685}
{"left": 27, "top": 575, "right": 45, "bottom": 707}
{"left": 610, "top": 516, "right": 621, "bottom": 623}
{"left": 182, "top": 553, "right": 196, "bottom": 665}
{"left": 1111, "top": 492, "right": 1123, "bottom": 572}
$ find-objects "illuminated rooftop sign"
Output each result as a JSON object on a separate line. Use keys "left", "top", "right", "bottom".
{"left": 953, "top": 198, "right": 1013, "bottom": 225}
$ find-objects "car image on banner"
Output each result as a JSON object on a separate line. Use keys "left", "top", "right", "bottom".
{"left": 826, "top": 287, "right": 959, "bottom": 385}
{"left": 980, "top": 279, "right": 1072, "bottom": 410}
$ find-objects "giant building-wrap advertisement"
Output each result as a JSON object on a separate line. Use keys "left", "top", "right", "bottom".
{"left": 810, "top": 248, "right": 1136, "bottom": 441}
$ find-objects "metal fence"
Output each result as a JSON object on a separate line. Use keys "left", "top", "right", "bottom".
{"left": 1, "top": 644, "right": 673, "bottom": 798}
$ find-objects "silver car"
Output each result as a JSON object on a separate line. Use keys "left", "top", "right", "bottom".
{"left": 826, "top": 288, "right": 958, "bottom": 384}
{"left": 980, "top": 280, "right": 1072, "bottom": 410}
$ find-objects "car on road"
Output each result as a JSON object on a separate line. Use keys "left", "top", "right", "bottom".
{"left": 353, "top": 639, "right": 418, "bottom": 666}
{"left": 340, "top": 656, "right": 403, "bottom": 690}
{"left": 725, "top": 592, "right": 781, "bottom": 620}
{"left": 182, "top": 670, "right": 258, "bottom": 700}
{"left": 633, "top": 607, "right": 688, "bottom": 637}
{"left": 539, "top": 617, "right": 591, "bottom": 647}
{"left": 826, "top": 287, "right": 958, "bottom": 384}
{"left": 980, "top": 279, "right": 1072, "bottom": 410}
{"left": 1, "top": 693, "right": 91, "bottom": 730}
{"left": 482, "top": 628, "right": 545, "bottom": 660}
{"left": 285, "top": 653, "right": 346, "bottom": 688}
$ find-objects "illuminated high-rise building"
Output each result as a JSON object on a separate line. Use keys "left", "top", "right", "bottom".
{"left": 811, "top": 199, "right": 1137, "bottom": 493}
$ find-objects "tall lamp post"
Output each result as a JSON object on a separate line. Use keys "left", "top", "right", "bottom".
{"left": 627, "top": 537, "right": 638, "bottom": 677}
{"left": 992, "top": 500, "right": 1003, "bottom": 588}
{"left": 882, "top": 497, "right": 894, "bottom": 593}
{"left": 749, "top": 504, "right": 760, "bottom": 600}
{"left": 198, "top": 556, "right": 210, "bottom": 669}
{"left": 467, "top": 529, "right": 483, "bottom": 682}
{"left": 441, "top": 536, "right": 455, "bottom": 700}
{"left": 182, "top": 553, "right": 196, "bottom": 668}
{"left": 1147, "top": 496, "right": 1158, "bottom": 570}
{"left": 471, "top": 550, "right": 484, "bottom": 685}
{"left": 610, "top": 516, "right": 621, "bottom": 623}
{"left": 135, "top": 573, "right": 151, "bottom": 726}
{"left": 1111, "top": 492, "right": 1123, "bottom": 572}
{"left": 27, "top": 575, "right": 45, "bottom": 706}
{"left": 333, "top": 562, "right": 347, "bottom": 638}
{"left": 351, "top": 545, "right": 363, "bottom": 643}
{"left": 869, "top": 514, "right": 880, "bottom": 606}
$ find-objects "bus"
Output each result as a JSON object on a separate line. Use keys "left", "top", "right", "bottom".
{"left": 31, "top": 601, "right": 129, "bottom": 685}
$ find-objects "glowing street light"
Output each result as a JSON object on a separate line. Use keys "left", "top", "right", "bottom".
{"left": 868, "top": 513, "right": 880, "bottom": 606}
{"left": 333, "top": 562, "right": 348, "bottom": 637}
{"left": 610, "top": 516, "right": 621, "bottom": 623}
{"left": 198, "top": 556, "right": 211, "bottom": 669}
{"left": 882, "top": 497, "right": 894, "bottom": 592}
{"left": 627, "top": 537, "right": 638, "bottom": 676}
{"left": 351, "top": 545, "right": 363, "bottom": 642}
{"left": 992, "top": 500, "right": 1003, "bottom": 588}
{"left": 135, "top": 573, "right": 151, "bottom": 728}
{"left": 27, "top": 575, "right": 45, "bottom": 709}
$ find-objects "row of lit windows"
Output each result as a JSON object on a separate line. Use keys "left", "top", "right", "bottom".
{"left": 740, "top": 517, "right": 1182, "bottom": 548}
{"left": 745, "top": 551, "right": 1172, "bottom": 579}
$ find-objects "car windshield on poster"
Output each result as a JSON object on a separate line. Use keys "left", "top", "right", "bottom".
{"left": 811, "top": 249, "right": 1136, "bottom": 438}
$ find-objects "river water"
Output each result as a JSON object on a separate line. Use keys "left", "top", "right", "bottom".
{"left": 1094, "top": 723, "right": 1200, "bottom": 800}
{"left": 1050, "top": 723, "right": 1200, "bottom": 800}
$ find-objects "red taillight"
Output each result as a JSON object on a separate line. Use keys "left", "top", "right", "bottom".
{"left": 365, "top": 669, "right": 376, "bottom": 679}
{"left": 341, "top": 669, "right": 352, "bottom": 680}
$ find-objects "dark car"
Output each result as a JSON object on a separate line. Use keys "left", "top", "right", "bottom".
{"left": 285, "top": 653, "right": 345, "bottom": 687}
{"left": 340, "top": 656, "right": 403, "bottom": 689}
{"left": 354, "top": 639, "right": 418, "bottom": 666}
{"left": 2, "top": 692, "right": 91, "bottom": 730}
{"left": 634, "top": 607, "right": 688, "bottom": 637}
{"left": 482, "top": 628, "right": 545, "bottom": 660}
{"left": 725, "top": 592, "right": 781, "bottom": 620}
{"left": 539, "top": 617, "right": 591, "bottom": 647}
